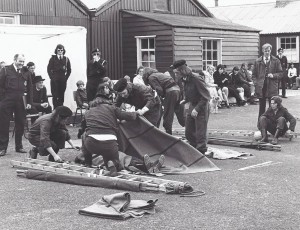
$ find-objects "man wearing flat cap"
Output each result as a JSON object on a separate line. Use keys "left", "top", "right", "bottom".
{"left": 27, "top": 75, "right": 52, "bottom": 120}
{"left": 172, "top": 59, "right": 211, "bottom": 154}
{"left": 28, "top": 106, "right": 79, "bottom": 162}
{"left": 86, "top": 48, "right": 107, "bottom": 102}
{"left": 276, "top": 47, "right": 288, "bottom": 98}
{"left": 114, "top": 78, "right": 161, "bottom": 127}
{"left": 258, "top": 96, "right": 296, "bottom": 144}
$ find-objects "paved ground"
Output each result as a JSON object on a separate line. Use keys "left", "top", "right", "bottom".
{"left": 0, "top": 89, "right": 299, "bottom": 230}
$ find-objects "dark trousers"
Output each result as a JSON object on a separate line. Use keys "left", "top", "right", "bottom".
{"left": 163, "top": 90, "right": 180, "bottom": 134}
{"left": 28, "top": 105, "right": 52, "bottom": 123}
{"left": 28, "top": 129, "right": 69, "bottom": 156}
{"left": 228, "top": 86, "right": 242, "bottom": 103}
{"left": 185, "top": 101, "right": 209, "bottom": 153}
{"left": 86, "top": 78, "right": 103, "bottom": 102}
{"left": 279, "top": 70, "right": 287, "bottom": 97}
{"left": 51, "top": 79, "right": 67, "bottom": 108}
{"left": 258, "top": 98, "right": 271, "bottom": 118}
{"left": 0, "top": 94, "right": 25, "bottom": 150}
{"left": 258, "top": 116, "right": 288, "bottom": 136}
{"left": 242, "top": 84, "right": 251, "bottom": 98}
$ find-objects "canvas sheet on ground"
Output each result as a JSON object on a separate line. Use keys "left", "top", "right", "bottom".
{"left": 118, "top": 116, "right": 220, "bottom": 174}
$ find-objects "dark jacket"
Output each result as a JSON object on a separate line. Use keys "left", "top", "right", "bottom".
{"left": 28, "top": 113, "right": 70, "bottom": 149}
{"left": 213, "top": 71, "right": 230, "bottom": 88}
{"left": 84, "top": 97, "right": 136, "bottom": 136}
{"left": 261, "top": 106, "right": 296, "bottom": 131}
{"left": 75, "top": 88, "right": 88, "bottom": 108}
{"left": 32, "top": 86, "right": 49, "bottom": 107}
{"left": 232, "top": 72, "right": 249, "bottom": 88}
{"left": 143, "top": 68, "right": 179, "bottom": 98}
{"left": 115, "top": 83, "right": 160, "bottom": 110}
{"left": 0, "top": 64, "right": 33, "bottom": 103}
{"left": 87, "top": 59, "right": 107, "bottom": 80}
{"left": 47, "top": 55, "right": 71, "bottom": 81}
{"left": 183, "top": 72, "right": 211, "bottom": 112}
{"left": 276, "top": 55, "right": 288, "bottom": 70}
{"left": 252, "top": 55, "right": 283, "bottom": 98}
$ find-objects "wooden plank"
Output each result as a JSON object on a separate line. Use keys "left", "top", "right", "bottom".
{"left": 174, "top": 27, "right": 259, "bottom": 36}
{"left": 174, "top": 45, "right": 202, "bottom": 51}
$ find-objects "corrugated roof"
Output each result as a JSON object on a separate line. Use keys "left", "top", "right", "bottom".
{"left": 123, "top": 10, "right": 259, "bottom": 32}
{"left": 209, "top": 1, "right": 300, "bottom": 34}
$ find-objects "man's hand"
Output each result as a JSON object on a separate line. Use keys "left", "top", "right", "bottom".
{"left": 191, "top": 109, "right": 198, "bottom": 118}
{"left": 54, "top": 155, "right": 62, "bottom": 162}
{"left": 267, "top": 73, "right": 274, "bottom": 78}
{"left": 41, "top": 103, "right": 48, "bottom": 108}
{"left": 26, "top": 104, "right": 31, "bottom": 109}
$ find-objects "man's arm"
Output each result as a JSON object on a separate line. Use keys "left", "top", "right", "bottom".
{"left": 284, "top": 110, "right": 296, "bottom": 131}
{"left": 66, "top": 57, "right": 71, "bottom": 80}
{"left": 148, "top": 76, "right": 164, "bottom": 97}
{"left": 271, "top": 58, "right": 283, "bottom": 80}
{"left": 115, "top": 107, "right": 137, "bottom": 121}
{"left": 47, "top": 56, "right": 54, "bottom": 79}
{"left": 194, "top": 77, "right": 210, "bottom": 112}
{"left": 0, "top": 67, "right": 7, "bottom": 100}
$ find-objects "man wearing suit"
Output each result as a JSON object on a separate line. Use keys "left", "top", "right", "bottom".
{"left": 252, "top": 43, "right": 283, "bottom": 119}
{"left": 276, "top": 48, "right": 288, "bottom": 98}
{"left": 47, "top": 44, "right": 71, "bottom": 108}
{"left": 0, "top": 54, "right": 33, "bottom": 156}
{"left": 28, "top": 75, "right": 52, "bottom": 118}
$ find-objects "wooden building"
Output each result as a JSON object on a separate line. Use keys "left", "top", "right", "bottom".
{"left": 210, "top": 0, "right": 300, "bottom": 70}
{"left": 86, "top": 0, "right": 260, "bottom": 78}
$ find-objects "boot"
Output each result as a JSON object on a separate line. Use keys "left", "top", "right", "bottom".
{"left": 259, "top": 129, "right": 268, "bottom": 142}
{"left": 28, "top": 147, "right": 38, "bottom": 159}
{"left": 271, "top": 129, "right": 281, "bottom": 145}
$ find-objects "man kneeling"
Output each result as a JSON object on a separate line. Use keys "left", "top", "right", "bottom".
{"left": 258, "top": 96, "right": 296, "bottom": 144}
{"left": 81, "top": 82, "right": 164, "bottom": 175}
{"left": 28, "top": 106, "right": 78, "bottom": 162}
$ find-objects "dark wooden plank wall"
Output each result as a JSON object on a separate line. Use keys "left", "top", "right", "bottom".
{"left": 122, "top": 13, "right": 173, "bottom": 78}
{"left": 173, "top": 27, "right": 259, "bottom": 71}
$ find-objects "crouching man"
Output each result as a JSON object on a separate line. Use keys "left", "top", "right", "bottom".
{"left": 258, "top": 96, "right": 296, "bottom": 144}
{"left": 82, "top": 82, "right": 164, "bottom": 175}
{"left": 28, "top": 106, "right": 79, "bottom": 162}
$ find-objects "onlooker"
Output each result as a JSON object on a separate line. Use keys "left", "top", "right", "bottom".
{"left": 143, "top": 67, "right": 181, "bottom": 134}
{"left": 47, "top": 44, "right": 71, "bottom": 108}
{"left": 239, "top": 63, "right": 255, "bottom": 104}
{"left": 0, "top": 54, "right": 33, "bottom": 156}
{"left": 213, "top": 64, "right": 230, "bottom": 108}
{"left": 258, "top": 96, "right": 296, "bottom": 145}
{"left": 252, "top": 43, "right": 283, "bottom": 118}
{"left": 28, "top": 75, "right": 52, "bottom": 121}
{"left": 276, "top": 48, "right": 288, "bottom": 98}
{"left": 0, "top": 61, "right": 5, "bottom": 69}
{"left": 86, "top": 48, "right": 107, "bottom": 102}
{"left": 26, "top": 62, "right": 36, "bottom": 83}
{"left": 173, "top": 60, "right": 211, "bottom": 154}
{"left": 75, "top": 80, "right": 88, "bottom": 109}
{"left": 230, "top": 66, "right": 247, "bottom": 106}
{"left": 124, "top": 75, "right": 131, "bottom": 83}
{"left": 114, "top": 78, "right": 161, "bottom": 127}
{"left": 287, "top": 62, "right": 297, "bottom": 89}
{"left": 204, "top": 65, "right": 223, "bottom": 106}
{"left": 28, "top": 106, "right": 79, "bottom": 162}
{"left": 133, "top": 66, "right": 145, "bottom": 85}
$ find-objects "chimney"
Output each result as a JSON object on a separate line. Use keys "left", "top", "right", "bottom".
{"left": 215, "top": 0, "right": 218, "bottom": 7}
{"left": 276, "top": 0, "right": 296, "bottom": 7}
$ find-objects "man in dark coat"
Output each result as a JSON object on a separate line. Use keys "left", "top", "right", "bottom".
{"left": 276, "top": 47, "right": 288, "bottom": 98}
{"left": 0, "top": 54, "right": 33, "bottom": 156}
{"left": 258, "top": 96, "right": 296, "bottom": 144}
{"left": 114, "top": 78, "right": 161, "bottom": 127}
{"left": 173, "top": 60, "right": 211, "bottom": 154}
{"left": 28, "top": 75, "right": 52, "bottom": 117}
{"left": 47, "top": 44, "right": 71, "bottom": 108}
{"left": 252, "top": 43, "right": 283, "bottom": 118}
{"left": 28, "top": 106, "right": 79, "bottom": 162}
{"left": 86, "top": 48, "right": 107, "bottom": 102}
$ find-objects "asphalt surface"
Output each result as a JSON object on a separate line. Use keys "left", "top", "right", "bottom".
{"left": 0, "top": 89, "right": 299, "bottom": 230}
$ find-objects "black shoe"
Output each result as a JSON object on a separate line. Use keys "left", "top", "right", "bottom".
{"left": 16, "top": 148, "right": 27, "bottom": 153}
{"left": 0, "top": 149, "right": 6, "bottom": 157}
{"left": 28, "top": 147, "right": 38, "bottom": 159}
{"left": 143, "top": 154, "right": 153, "bottom": 173}
{"left": 282, "top": 96, "right": 288, "bottom": 98}
{"left": 107, "top": 161, "right": 118, "bottom": 177}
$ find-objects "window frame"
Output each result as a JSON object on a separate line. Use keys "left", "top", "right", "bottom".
{"left": 277, "top": 36, "right": 299, "bottom": 63}
{"left": 200, "top": 37, "right": 223, "bottom": 70}
{"left": 135, "top": 35, "right": 156, "bottom": 69}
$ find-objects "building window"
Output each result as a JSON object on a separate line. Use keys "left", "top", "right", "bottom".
{"left": 277, "top": 36, "right": 299, "bottom": 63}
{"left": 0, "top": 13, "right": 20, "bottom": 24}
{"left": 202, "top": 38, "right": 222, "bottom": 70}
{"left": 135, "top": 36, "right": 156, "bottom": 68}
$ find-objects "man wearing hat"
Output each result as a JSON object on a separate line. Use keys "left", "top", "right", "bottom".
{"left": 28, "top": 75, "right": 52, "bottom": 119}
{"left": 86, "top": 48, "right": 107, "bottom": 102}
{"left": 258, "top": 96, "right": 296, "bottom": 144}
{"left": 28, "top": 106, "right": 79, "bottom": 162}
{"left": 276, "top": 47, "right": 288, "bottom": 98}
{"left": 172, "top": 60, "right": 211, "bottom": 154}
{"left": 113, "top": 78, "right": 161, "bottom": 127}
{"left": 47, "top": 44, "right": 71, "bottom": 109}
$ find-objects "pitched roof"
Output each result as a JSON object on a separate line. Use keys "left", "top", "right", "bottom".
{"left": 122, "top": 10, "right": 259, "bottom": 32}
{"left": 209, "top": 1, "right": 300, "bottom": 34}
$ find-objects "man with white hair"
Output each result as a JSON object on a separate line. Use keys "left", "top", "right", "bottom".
{"left": 0, "top": 54, "right": 33, "bottom": 156}
{"left": 252, "top": 43, "right": 283, "bottom": 118}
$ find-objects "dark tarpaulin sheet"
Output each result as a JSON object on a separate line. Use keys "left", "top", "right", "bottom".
{"left": 118, "top": 116, "right": 220, "bottom": 174}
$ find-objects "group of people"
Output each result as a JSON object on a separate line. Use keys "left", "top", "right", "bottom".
{"left": 0, "top": 42, "right": 297, "bottom": 176}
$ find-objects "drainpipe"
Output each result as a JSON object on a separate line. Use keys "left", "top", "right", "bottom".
{"left": 215, "top": 0, "right": 218, "bottom": 7}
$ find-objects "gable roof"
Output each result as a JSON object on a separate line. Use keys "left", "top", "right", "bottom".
{"left": 122, "top": 10, "right": 259, "bottom": 32}
{"left": 209, "top": 1, "right": 300, "bottom": 34}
